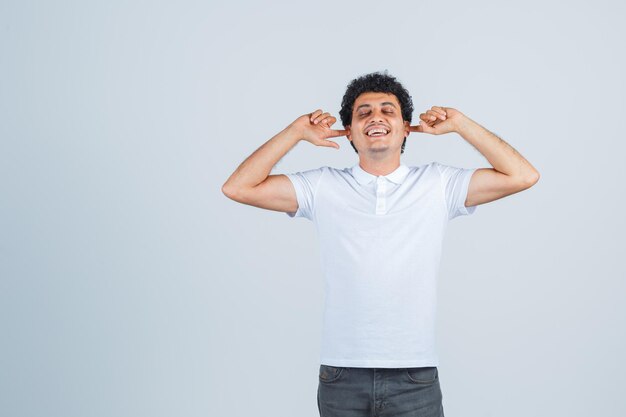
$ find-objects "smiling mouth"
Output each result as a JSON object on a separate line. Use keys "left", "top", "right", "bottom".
{"left": 369, "top": 134, "right": 388, "bottom": 140}
{"left": 366, "top": 128, "right": 390, "bottom": 138}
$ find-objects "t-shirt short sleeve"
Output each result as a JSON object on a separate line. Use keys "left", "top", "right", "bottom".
{"left": 283, "top": 166, "right": 326, "bottom": 220}
{"left": 434, "top": 162, "right": 478, "bottom": 220}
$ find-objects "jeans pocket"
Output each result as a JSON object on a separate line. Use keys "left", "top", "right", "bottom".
{"left": 319, "top": 364, "right": 345, "bottom": 383}
{"left": 405, "top": 366, "right": 438, "bottom": 384}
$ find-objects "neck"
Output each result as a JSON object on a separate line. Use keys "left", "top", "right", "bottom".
{"left": 358, "top": 157, "right": 402, "bottom": 176}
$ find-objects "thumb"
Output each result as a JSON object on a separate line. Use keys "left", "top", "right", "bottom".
{"left": 317, "top": 138, "right": 340, "bottom": 149}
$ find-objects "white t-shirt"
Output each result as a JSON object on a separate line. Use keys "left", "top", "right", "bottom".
{"left": 285, "top": 161, "right": 477, "bottom": 368}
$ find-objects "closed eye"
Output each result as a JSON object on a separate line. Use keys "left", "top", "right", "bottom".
{"left": 359, "top": 109, "right": 394, "bottom": 117}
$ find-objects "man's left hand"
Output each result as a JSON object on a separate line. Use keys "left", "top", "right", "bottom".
{"left": 409, "top": 106, "right": 466, "bottom": 135}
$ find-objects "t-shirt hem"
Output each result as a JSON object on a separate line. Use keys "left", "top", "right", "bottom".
{"left": 320, "top": 357, "right": 439, "bottom": 368}
{"left": 458, "top": 168, "right": 478, "bottom": 216}
{"left": 284, "top": 173, "right": 302, "bottom": 218}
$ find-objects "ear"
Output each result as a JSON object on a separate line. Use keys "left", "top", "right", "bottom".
{"left": 346, "top": 125, "right": 352, "bottom": 141}
{"left": 404, "top": 120, "right": 410, "bottom": 137}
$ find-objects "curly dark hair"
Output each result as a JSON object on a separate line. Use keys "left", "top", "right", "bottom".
{"left": 339, "top": 70, "right": 414, "bottom": 154}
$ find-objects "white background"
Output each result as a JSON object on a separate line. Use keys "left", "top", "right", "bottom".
{"left": 1, "top": 1, "right": 625, "bottom": 416}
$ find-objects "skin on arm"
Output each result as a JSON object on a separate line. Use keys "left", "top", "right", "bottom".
{"left": 411, "top": 106, "right": 540, "bottom": 208}
{"left": 221, "top": 110, "right": 348, "bottom": 213}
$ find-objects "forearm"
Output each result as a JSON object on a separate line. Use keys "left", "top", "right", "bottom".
{"left": 222, "top": 124, "right": 302, "bottom": 193}
{"left": 454, "top": 116, "right": 540, "bottom": 182}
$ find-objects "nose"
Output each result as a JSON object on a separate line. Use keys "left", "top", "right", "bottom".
{"left": 369, "top": 108, "right": 385, "bottom": 122}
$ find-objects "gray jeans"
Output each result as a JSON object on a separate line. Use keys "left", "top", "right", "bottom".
{"left": 317, "top": 365, "right": 445, "bottom": 417}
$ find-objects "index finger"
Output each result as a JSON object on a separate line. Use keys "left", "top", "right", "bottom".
{"left": 326, "top": 129, "right": 349, "bottom": 138}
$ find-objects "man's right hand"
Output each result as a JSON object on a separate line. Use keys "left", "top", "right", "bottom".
{"left": 288, "top": 109, "right": 350, "bottom": 150}
{"left": 223, "top": 108, "right": 349, "bottom": 214}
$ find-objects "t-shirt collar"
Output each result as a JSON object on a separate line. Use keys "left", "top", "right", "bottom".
{"left": 351, "top": 163, "right": 410, "bottom": 185}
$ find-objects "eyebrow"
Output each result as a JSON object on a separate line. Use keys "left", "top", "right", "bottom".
{"left": 355, "top": 102, "right": 397, "bottom": 111}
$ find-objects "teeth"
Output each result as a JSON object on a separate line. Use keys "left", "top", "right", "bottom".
{"left": 367, "top": 128, "right": 388, "bottom": 136}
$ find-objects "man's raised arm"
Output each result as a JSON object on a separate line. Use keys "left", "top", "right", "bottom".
{"left": 221, "top": 109, "right": 348, "bottom": 214}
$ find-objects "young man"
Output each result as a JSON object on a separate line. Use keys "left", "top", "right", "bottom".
{"left": 222, "top": 72, "right": 540, "bottom": 417}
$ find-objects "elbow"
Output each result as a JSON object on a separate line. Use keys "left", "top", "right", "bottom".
{"left": 522, "top": 171, "right": 540, "bottom": 188}
{"left": 222, "top": 182, "right": 255, "bottom": 203}
{"left": 222, "top": 182, "right": 238, "bottom": 200}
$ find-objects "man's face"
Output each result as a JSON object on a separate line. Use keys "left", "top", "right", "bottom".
{"left": 347, "top": 92, "right": 410, "bottom": 157}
